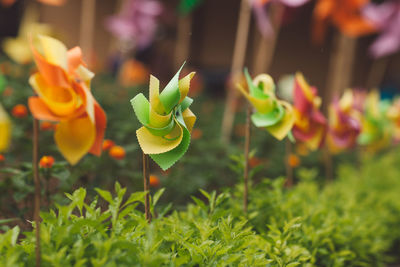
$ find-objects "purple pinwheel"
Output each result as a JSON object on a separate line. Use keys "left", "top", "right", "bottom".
{"left": 363, "top": 1, "right": 400, "bottom": 58}
{"left": 250, "top": 0, "right": 309, "bottom": 37}
{"left": 105, "top": 0, "right": 163, "bottom": 50}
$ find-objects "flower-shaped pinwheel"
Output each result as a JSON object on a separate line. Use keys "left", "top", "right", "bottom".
{"left": 292, "top": 73, "right": 327, "bottom": 150}
{"left": 105, "top": 0, "right": 163, "bottom": 50}
{"left": 0, "top": 104, "right": 11, "bottom": 152}
{"left": 251, "top": 0, "right": 309, "bottom": 37}
{"left": 28, "top": 35, "right": 107, "bottom": 165}
{"left": 363, "top": 1, "right": 400, "bottom": 58}
{"left": 236, "top": 69, "right": 294, "bottom": 140}
{"left": 326, "top": 90, "right": 362, "bottom": 153}
{"left": 2, "top": 7, "right": 52, "bottom": 64}
{"left": 357, "top": 90, "right": 391, "bottom": 152}
{"left": 312, "top": 0, "right": 376, "bottom": 43}
{"left": 131, "top": 64, "right": 196, "bottom": 170}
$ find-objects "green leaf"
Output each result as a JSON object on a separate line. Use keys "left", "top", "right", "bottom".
{"left": 95, "top": 188, "right": 113, "bottom": 204}
{"left": 153, "top": 188, "right": 165, "bottom": 207}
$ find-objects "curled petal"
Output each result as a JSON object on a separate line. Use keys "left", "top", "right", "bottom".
{"left": 89, "top": 102, "right": 107, "bottom": 156}
{"left": 136, "top": 122, "right": 183, "bottom": 155}
{"left": 237, "top": 84, "right": 275, "bottom": 114}
{"left": 266, "top": 101, "right": 295, "bottom": 140}
{"left": 29, "top": 73, "right": 79, "bottom": 118}
{"left": 182, "top": 108, "right": 196, "bottom": 133}
{"left": 54, "top": 116, "right": 96, "bottom": 165}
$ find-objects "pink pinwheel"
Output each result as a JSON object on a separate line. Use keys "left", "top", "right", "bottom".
{"left": 326, "top": 90, "right": 362, "bottom": 153}
{"left": 250, "top": 0, "right": 309, "bottom": 37}
{"left": 292, "top": 73, "right": 327, "bottom": 151}
{"left": 363, "top": 1, "right": 400, "bottom": 58}
{"left": 105, "top": 0, "right": 163, "bottom": 49}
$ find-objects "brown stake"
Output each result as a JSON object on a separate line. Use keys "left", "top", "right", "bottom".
{"left": 323, "top": 32, "right": 356, "bottom": 113}
{"left": 33, "top": 119, "right": 41, "bottom": 267}
{"left": 221, "top": 0, "right": 252, "bottom": 144}
{"left": 80, "top": 0, "right": 96, "bottom": 66}
{"left": 323, "top": 148, "right": 333, "bottom": 182}
{"left": 252, "top": 2, "right": 284, "bottom": 74}
{"left": 174, "top": 14, "right": 193, "bottom": 70}
{"left": 366, "top": 57, "right": 389, "bottom": 90}
{"left": 243, "top": 105, "right": 251, "bottom": 213}
{"left": 285, "top": 139, "right": 293, "bottom": 187}
{"left": 322, "top": 32, "right": 356, "bottom": 181}
{"left": 142, "top": 152, "right": 152, "bottom": 223}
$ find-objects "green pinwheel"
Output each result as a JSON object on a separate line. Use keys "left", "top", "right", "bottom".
{"left": 236, "top": 69, "right": 294, "bottom": 140}
{"left": 131, "top": 64, "right": 196, "bottom": 170}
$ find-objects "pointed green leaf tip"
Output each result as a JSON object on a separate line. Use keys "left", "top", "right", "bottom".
{"left": 130, "top": 62, "right": 196, "bottom": 170}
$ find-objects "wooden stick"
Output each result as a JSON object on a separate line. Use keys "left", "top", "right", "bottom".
{"left": 174, "top": 14, "right": 193, "bottom": 70}
{"left": 323, "top": 148, "right": 333, "bottom": 182}
{"left": 32, "top": 119, "right": 41, "bottom": 267}
{"left": 322, "top": 32, "right": 356, "bottom": 181}
{"left": 366, "top": 57, "right": 389, "bottom": 90}
{"left": 252, "top": 2, "right": 284, "bottom": 74}
{"left": 243, "top": 105, "right": 251, "bottom": 213}
{"left": 142, "top": 152, "right": 151, "bottom": 223}
{"left": 79, "top": 0, "right": 96, "bottom": 66}
{"left": 323, "top": 32, "right": 356, "bottom": 112}
{"left": 285, "top": 139, "right": 293, "bottom": 187}
{"left": 221, "top": 0, "right": 252, "bottom": 144}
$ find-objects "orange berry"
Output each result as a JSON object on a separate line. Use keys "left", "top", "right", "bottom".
{"left": 119, "top": 59, "right": 149, "bottom": 87}
{"left": 249, "top": 156, "right": 263, "bottom": 168}
{"left": 109, "top": 145, "right": 126, "bottom": 160}
{"left": 11, "top": 104, "right": 28, "bottom": 118}
{"left": 149, "top": 175, "right": 160, "bottom": 187}
{"left": 102, "top": 139, "right": 115, "bottom": 151}
{"left": 296, "top": 143, "right": 309, "bottom": 156}
{"left": 192, "top": 128, "right": 203, "bottom": 140}
{"left": 39, "top": 156, "right": 55, "bottom": 168}
{"left": 0, "top": 154, "right": 5, "bottom": 161}
{"left": 287, "top": 154, "right": 300, "bottom": 168}
{"left": 40, "top": 121, "right": 56, "bottom": 131}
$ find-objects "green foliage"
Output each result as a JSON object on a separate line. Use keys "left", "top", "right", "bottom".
{"left": 1, "top": 152, "right": 400, "bottom": 266}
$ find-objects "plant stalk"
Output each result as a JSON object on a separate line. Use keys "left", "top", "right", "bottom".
{"left": 243, "top": 105, "right": 251, "bottom": 213}
{"left": 143, "top": 152, "right": 152, "bottom": 223}
{"left": 285, "top": 139, "right": 293, "bottom": 187}
{"left": 33, "top": 118, "right": 41, "bottom": 267}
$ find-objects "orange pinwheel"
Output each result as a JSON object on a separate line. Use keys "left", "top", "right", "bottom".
{"left": 312, "top": 0, "right": 376, "bottom": 43}
{"left": 28, "top": 35, "right": 106, "bottom": 165}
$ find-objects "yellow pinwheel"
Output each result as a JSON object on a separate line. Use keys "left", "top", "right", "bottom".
{"left": 131, "top": 64, "right": 196, "bottom": 170}
{"left": 236, "top": 69, "right": 294, "bottom": 140}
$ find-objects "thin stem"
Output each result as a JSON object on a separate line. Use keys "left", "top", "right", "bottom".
{"left": 243, "top": 106, "right": 251, "bottom": 213}
{"left": 142, "top": 153, "right": 151, "bottom": 223}
{"left": 45, "top": 171, "right": 50, "bottom": 208}
{"left": 323, "top": 148, "right": 333, "bottom": 182}
{"left": 33, "top": 119, "right": 41, "bottom": 267}
{"left": 285, "top": 139, "right": 293, "bottom": 187}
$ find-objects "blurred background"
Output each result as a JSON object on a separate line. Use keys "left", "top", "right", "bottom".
{"left": 1, "top": 0, "right": 400, "bottom": 223}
